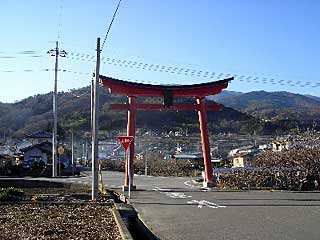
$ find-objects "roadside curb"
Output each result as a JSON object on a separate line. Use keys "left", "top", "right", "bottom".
{"left": 113, "top": 205, "right": 134, "bottom": 240}
{"left": 115, "top": 193, "right": 159, "bottom": 240}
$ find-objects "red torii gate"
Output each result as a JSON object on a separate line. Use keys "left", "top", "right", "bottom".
{"left": 100, "top": 75, "right": 233, "bottom": 187}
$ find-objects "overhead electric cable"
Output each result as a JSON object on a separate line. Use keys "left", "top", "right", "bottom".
{"left": 65, "top": 52, "right": 320, "bottom": 88}
{"left": 101, "top": 0, "right": 123, "bottom": 52}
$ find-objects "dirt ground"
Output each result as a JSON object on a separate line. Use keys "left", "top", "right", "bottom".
{"left": 0, "top": 203, "right": 121, "bottom": 240}
{"left": 0, "top": 185, "right": 121, "bottom": 240}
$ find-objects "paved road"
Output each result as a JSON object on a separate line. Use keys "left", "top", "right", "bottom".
{"left": 45, "top": 170, "right": 190, "bottom": 190}
{"left": 42, "top": 171, "right": 320, "bottom": 240}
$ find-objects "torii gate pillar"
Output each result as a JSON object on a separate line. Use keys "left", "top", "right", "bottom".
{"left": 197, "top": 97, "right": 214, "bottom": 187}
{"left": 125, "top": 96, "right": 137, "bottom": 188}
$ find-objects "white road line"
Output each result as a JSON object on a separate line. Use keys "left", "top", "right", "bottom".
{"left": 153, "top": 187, "right": 173, "bottom": 191}
{"left": 187, "top": 200, "right": 226, "bottom": 209}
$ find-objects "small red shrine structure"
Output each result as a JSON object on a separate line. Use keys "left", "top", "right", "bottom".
{"left": 100, "top": 75, "right": 233, "bottom": 187}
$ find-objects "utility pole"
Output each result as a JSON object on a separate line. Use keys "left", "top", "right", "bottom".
{"left": 82, "top": 143, "right": 85, "bottom": 165}
{"left": 71, "top": 130, "right": 74, "bottom": 175}
{"left": 85, "top": 140, "right": 88, "bottom": 162}
{"left": 92, "top": 37, "right": 100, "bottom": 200}
{"left": 144, "top": 149, "right": 148, "bottom": 176}
{"left": 71, "top": 131, "right": 74, "bottom": 165}
{"left": 47, "top": 41, "right": 67, "bottom": 177}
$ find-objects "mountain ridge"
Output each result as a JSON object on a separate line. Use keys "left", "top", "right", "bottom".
{"left": 213, "top": 90, "right": 320, "bottom": 121}
{"left": 1, "top": 88, "right": 319, "bottom": 139}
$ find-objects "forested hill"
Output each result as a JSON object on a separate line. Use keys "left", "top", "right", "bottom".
{"left": 0, "top": 87, "right": 319, "bottom": 139}
{"left": 0, "top": 86, "right": 263, "bottom": 139}
{"left": 214, "top": 90, "right": 320, "bottom": 122}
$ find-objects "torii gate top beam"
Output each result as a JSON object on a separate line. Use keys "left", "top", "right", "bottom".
{"left": 99, "top": 75, "right": 233, "bottom": 98}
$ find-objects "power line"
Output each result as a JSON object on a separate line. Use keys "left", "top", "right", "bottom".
{"left": 1, "top": 65, "right": 319, "bottom": 89}
{"left": 101, "top": 0, "right": 123, "bottom": 52}
{"left": 0, "top": 50, "right": 44, "bottom": 58}
{"left": 2, "top": 48, "right": 319, "bottom": 89}
{"left": 66, "top": 52, "right": 320, "bottom": 88}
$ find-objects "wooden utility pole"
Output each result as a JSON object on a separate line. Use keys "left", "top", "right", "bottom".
{"left": 53, "top": 41, "right": 59, "bottom": 178}
{"left": 71, "top": 130, "right": 74, "bottom": 175}
{"left": 144, "top": 149, "right": 148, "bottom": 176}
{"left": 47, "top": 41, "right": 67, "bottom": 177}
{"left": 92, "top": 37, "right": 100, "bottom": 200}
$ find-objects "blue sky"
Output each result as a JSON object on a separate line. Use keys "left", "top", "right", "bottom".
{"left": 0, "top": 0, "right": 319, "bottom": 103}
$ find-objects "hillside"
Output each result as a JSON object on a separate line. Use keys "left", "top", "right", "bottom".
{"left": 215, "top": 91, "right": 320, "bottom": 122}
{"left": 207, "top": 90, "right": 243, "bottom": 102}
{"left": 2, "top": 88, "right": 319, "bottom": 139}
{"left": 0, "top": 86, "right": 265, "bottom": 139}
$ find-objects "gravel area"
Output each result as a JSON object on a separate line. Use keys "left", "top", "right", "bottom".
{"left": 0, "top": 203, "right": 121, "bottom": 240}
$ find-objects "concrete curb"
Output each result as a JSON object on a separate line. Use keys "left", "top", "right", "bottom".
{"left": 113, "top": 206, "right": 134, "bottom": 240}
{"left": 133, "top": 214, "right": 160, "bottom": 240}
{"left": 115, "top": 194, "right": 159, "bottom": 240}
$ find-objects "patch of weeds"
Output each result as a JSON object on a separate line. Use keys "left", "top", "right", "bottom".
{"left": 216, "top": 184, "right": 240, "bottom": 190}
{"left": 0, "top": 187, "right": 24, "bottom": 201}
{"left": 31, "top": 194, "right": 46, "bottom": 201}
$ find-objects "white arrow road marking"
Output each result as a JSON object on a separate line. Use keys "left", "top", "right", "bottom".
{"left": 187, "top": 200, "right": 226, "bottom": 209}
{"left": 165, "top": 192, "right": 192, "bottom": 199}
{"left": 152, "top": 187, "right": 192, "bottom": 199}
{"left": 184, "top": 180, "right": 194, "bottom": 188}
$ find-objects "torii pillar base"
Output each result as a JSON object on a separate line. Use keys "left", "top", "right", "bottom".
{"left": 203, "top": 181, "right": 216, "bottom": 188}
{"left": 122, "top": 185, "right": 137, "bottom": 192}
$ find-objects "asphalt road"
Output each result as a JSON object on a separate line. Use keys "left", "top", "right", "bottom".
{"left": 45, "top": 171, "right": 320, "bottom": 240}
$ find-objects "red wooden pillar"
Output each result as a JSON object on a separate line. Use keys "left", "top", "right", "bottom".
{"left": 197, "top": 97, "right": 215, "bottom": 187}
{"left": 125, "top": 96, "right": 137, "bottom": 187}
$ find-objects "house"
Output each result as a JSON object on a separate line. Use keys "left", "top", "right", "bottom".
{"left": 211, "top": 158, "right": 223, "bottom": 167}
{"left": 228, "top": 145, "right": 257, "bottom": 157}
{"left": 172, "top": 153, "right": 203, "bottom": 161}
{"left": 232, "top": 152, "right": 253, "bottom": 168}
{"left": 26, "top": 131, "right": 52, "bottom": 145}
{"left": 112, "top": 145, "right": 125, "bottom": 158}
{"left": 0, "top": 154, "right": 14, "bottom": 168}
{"left": 272, "top": 141, "right": 290, "bottom": 152}
{"left": 171, "top": 153, "right": 204, "bottom": 169}
{"left": 20, "top": 141, "right": 52, "bottom": 166}
{"left": 0, "top": 145, "right": 15, "bottom": 156}
{"left": 98, "top": 140, "right": 118, "bottom": 160}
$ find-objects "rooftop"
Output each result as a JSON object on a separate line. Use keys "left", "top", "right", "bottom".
{"left": 26, "top": 131, "right": 52, "bottom": 139}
